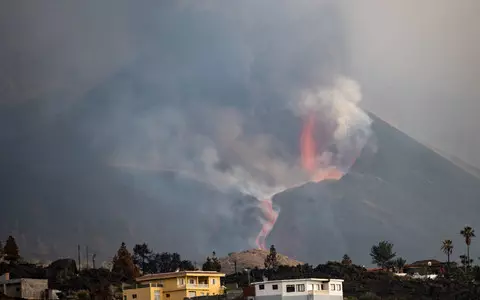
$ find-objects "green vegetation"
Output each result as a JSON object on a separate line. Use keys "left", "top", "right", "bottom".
{"left": 441, "top": 239, "right": 453, "bottom": 265}
{"left": 3, "top": 235, "right": 20, "bottom": 263}
{"left": 264, "top": 244, "right": 279, "bottom": 271}
{"left": 369, "top": 240, "right": 396, "bottom": 269}
{"left": 460, "top": 226, "right": 475, "bottom": 269}
{"left": 202, "top": 251, "right": 221, "bottom": 271}
{"left": 0, "top": 225, "right": 479, "bottom": 299}
{"left": 341, "top": 254, "right": 352, "bottom": 266}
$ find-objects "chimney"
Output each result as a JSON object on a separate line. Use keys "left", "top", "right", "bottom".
{"left": 2, "top": 272, "right": 10, "bottom": 281}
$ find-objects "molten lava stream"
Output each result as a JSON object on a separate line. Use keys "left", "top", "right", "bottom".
{"left": 255, "top": 199, "right": 278, "bottom": 250}
{"left": 300, "top": 113, "right": 344, "bottom": 181}
{"left": 300, "top": 114, "right": 317, "bottom": 172}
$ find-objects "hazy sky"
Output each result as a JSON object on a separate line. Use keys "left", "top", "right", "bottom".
{"left": 341, "top": 1, "right": 480, "bottom": 167}
{"left": 1, "top": 0, "right": 480, "bottom": 262}
{"left": 1, "top": 1, "right": 479, "bottom": 167}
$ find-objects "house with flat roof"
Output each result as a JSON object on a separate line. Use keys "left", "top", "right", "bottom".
{"left": 123, "top": 271, "right": 225, "bottom": 300}
{"left": 251, "top": 278, "right": 343, "bottom": 300}
{"left": 0, "top": 273, "right": 54, "bottom": 300}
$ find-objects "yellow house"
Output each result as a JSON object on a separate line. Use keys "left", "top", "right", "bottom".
{"left": 123, "top": 271, "right": 225, "bottom": 300}
{"left": 123, "top": 283, "right": 163, "bottom": 300}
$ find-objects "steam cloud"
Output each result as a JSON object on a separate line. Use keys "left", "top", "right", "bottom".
{"left": 112, "top": 76, "right": 371, "bottom": 198}
{"left": 110, "top": 75, "right": 372, "bottom": 248}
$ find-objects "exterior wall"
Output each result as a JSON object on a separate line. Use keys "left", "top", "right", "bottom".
{"left": 253, "top": 279, "right": 343, "bottom": 300}
{"left": 21, "top": 279, "right": 49, "bottom": 299}
{"left": 164, "top": 290, "right": 187, "bottom": 300}
{"left": 1, "top": 279, "right": 48, "bottom": 299}
{"left": 255, "top": 295, "right": 342, "bottom": 300}
{"left": 138, "top": 273, "right": 224, "bottom": 300}
{"left": 3, "top": 282, "right": 22, "bottom": 298}
{"left": 325, "top": 280, "right": 342, "bottom": 298}
{"left": 124, "top": 286, "right": 163, "bottom": 300}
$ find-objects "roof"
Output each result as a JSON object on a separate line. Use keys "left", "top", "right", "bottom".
{"left": 406, "top": 259, "right": 444, "bottom": 268}
{"left": 0, "top": 278, "right": 48, "bottom": 285}
{"left": 251, "top": 278, "right": 343, "bottom": 285}
{"left": 366, "top": 268, "right": 384, "bottom": 272}
{"left": 137, "top": 271, "right": 225, "bottom": 282}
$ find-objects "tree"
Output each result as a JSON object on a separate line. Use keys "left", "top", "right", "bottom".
{"left": 341, "top": 254, "right": 352, "bottom": 266}
{"left": 0, "top": 241, "right": 4, "bottom": 260}
{"left": 151, "top": 252, "right": 195, "bottom": 273}
{"left": 460, "top": 226, "right": 475, "bottom": 269}
{"left": 202, "top": 252, "right": 221, "bottom": 272}
{"left": 4, "top": 235, "right": 20, "bottom": 262}
{"left": 370, "top": 241, "right": 396, "bottom": 269}
{"left": 211, "top": 251, "right": 221, "bottom": 272}
{"left": 112, "top": 242, "right": 139, "bottom": 282}
{"left": 441, "top": 239, "right": 454, "bottom": 266}
{"left": 133, "top": 243, "right": 153, "bottom": 274}
{"left": 202, "top": 257, "right": 214, "bottom": 271}
{"left": 392, "top": 257, "right": 406, "bottom": 273}
{"left": 264, "top": 245, "right": 279, "bottom": 271}
{"left": 460, "top": 255, "right": 473, "bottom": 268}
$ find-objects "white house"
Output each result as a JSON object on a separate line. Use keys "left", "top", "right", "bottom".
{"left": 251, "top": 278, "right": 344, "bottom": 300}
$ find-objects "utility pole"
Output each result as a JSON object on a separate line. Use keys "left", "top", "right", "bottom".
{"left": 92, "top": 254, "right": 96, "bottom": 269}
{"left": 86, "top": 246, "right": 89, "bottom": 269}
{"left": 77, "top": 245, "right": 81, "bottom": 271}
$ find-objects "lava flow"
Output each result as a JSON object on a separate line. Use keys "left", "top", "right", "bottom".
{"left": 300, "top": 113, "right": 343, "bottom": 181}
{"left": 255, "top": 199, "right": 279, "bottom": 250}
{"left": 255, "top": 112, "right": 345, "bottom": 250}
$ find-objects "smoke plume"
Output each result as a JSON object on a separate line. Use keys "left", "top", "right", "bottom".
{"left": 0, "top": 0, "right": 376, "bottom": 259}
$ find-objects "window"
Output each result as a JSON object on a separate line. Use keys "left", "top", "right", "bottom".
{"left": 286, "top": 285, "right": 295, "bottom": 293}
{"left": 166, "top": 294, "right": 170, "bottom": 298}
{"left": 272, "top": 284, "right": 278, "bottom": 290}
{"left": 132, "top": 294, "right": 137, "bottom": 299}
{"left": 189, "top": 279, "right": 195, "bottom": 284}
{"left": 316, "top": 284, "right": 321, "bottom": 290}
{"left": 124, "top": 296, "right": 127, "bottom": 300}
{"left": 200, "top": 293, "right": 205, "bottom": 296}
{"left": 259, "top": 284, "right": 265, "bottom": 290}
{"left": 296, "top": 284, "right": 305, "bottom": 292}
{"left": 178, "top": 278, "right": 185, "bottom": 286}
{"left": 188, "top": 291, "right": 196, "bottom": 298}
{"left": 336, "top": 284, "right": 341, "bottom": 291}
{"left": 211, "top": 278, "right": 216, "bottom": 285}
{"left": 154, "top": 291, "right": 161, "bottom": 300}
{"left": 331, "top": 284, "right": 335, "bottom": 291}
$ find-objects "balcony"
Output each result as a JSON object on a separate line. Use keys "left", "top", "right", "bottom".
{"left": 186, "top": 284, "right": 209, "bottom": 289}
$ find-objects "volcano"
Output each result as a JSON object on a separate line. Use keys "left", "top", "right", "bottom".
{"left": 1, "top": 100, "right": 480, "bottom": 266}
{"left": 268, "top": 114, "right": 480, "bottom": 264}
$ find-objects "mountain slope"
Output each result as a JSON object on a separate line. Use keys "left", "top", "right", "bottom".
{"left": 2, "top": 71, "right": 480, "bottom": 266}
{"left": 269, "top": 114, "right": 480, "bottom": 265}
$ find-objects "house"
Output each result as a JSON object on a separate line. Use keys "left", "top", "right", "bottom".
{"left": 123, "top": 271, "right": 225, "bottom": 300}
{"left": 251, "top": 278, "right": 344, "bottom": 300}
{"left": 404, "top": 259, "right": 446, "bottom": 276}
{"left": 0, "top": 273, "right": 52, "bottom": 300}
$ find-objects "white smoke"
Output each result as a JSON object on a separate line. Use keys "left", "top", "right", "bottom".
{"left": 111, "top": 76, "right": 372, "bottom": 201}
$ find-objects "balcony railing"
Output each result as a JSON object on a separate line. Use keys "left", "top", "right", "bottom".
{"left": 185, "top": 284, "right": 209, "bottom": 289}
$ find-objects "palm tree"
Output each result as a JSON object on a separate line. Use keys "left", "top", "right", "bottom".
{"left": 392, "top": 257, "right": 407, "bottom": 273}
{"left": 460, "top": 226, "right": 475, "bottom": 269}
{"left": 441, "top": 239, "right": 454, "bottom": 265}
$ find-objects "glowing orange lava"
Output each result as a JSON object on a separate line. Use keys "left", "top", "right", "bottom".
{"left": 300, "top": 113, "right": 344, "bottom": 181}
{"left": 255, "top": 198, "right": 278, "bottom": 250}
{"left": 255, "top": 112, "right": 345, "bottom": 250}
